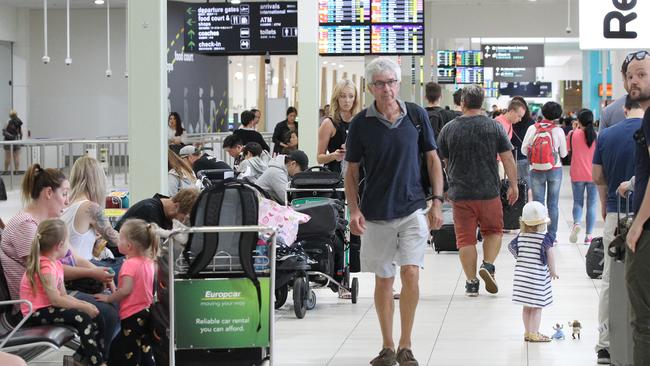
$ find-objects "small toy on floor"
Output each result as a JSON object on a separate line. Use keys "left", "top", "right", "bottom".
{"left": 569, "top": 320, "right": 582, "bottom": 339}
{"left": 551, "top": 323, "right": 565, "bottom": 340}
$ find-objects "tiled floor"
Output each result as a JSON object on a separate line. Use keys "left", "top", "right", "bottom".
{"left": 18, "top": 167, "right": 608, "bottom": 365}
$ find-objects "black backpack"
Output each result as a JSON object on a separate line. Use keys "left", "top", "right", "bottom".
{"left": 184, "top": 178, "right": 267, "bottom": 329}
{"left": 585, "top": 237, "right": 604, "bottom": 279}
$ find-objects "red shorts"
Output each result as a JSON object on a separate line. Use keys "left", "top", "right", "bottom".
{"left": 452, "top": 197, "right": 503, "bottom": 249}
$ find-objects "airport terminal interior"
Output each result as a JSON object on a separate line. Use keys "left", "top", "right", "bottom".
{"left": 0, "top": 0, "right": 645, "bottom": 365}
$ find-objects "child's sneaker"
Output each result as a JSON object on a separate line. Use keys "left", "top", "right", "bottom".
{"left": 585, "top": 235, "right": 593, "bottom": 245}
{"left": 465, "top": 279, "right": 479, "bottom": 297}
{"left": 569, "top": 224, "right": 581, "bottom": 243}
{"left": 478, "top": 262, "right": 498, "bottom": 294}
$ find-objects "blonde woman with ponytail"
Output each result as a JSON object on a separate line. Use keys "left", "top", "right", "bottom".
{"left": 95, "top": 219, "right": 159, "bottom": 365}
{"left": 20, "top": 219, "right": 107, "bottom": 366}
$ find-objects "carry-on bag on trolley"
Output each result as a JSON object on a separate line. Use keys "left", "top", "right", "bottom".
{"left": 289, "top": 166, "right": 344, "bottom": 200}
{"left": 607, "top": 193, "right": 634, "bottom": 366}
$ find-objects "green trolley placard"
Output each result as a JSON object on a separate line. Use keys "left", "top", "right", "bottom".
{"left": 174, "top": 277, "right": 270, "bottom": 349}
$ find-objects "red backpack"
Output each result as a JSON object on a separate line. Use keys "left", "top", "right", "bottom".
{"left": 528, "top": 122, "right": 558, "bottom": 171}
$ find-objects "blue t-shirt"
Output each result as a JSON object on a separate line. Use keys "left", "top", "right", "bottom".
{"left": 345, "top": 102, "right": 437, "bottom": 221}
{"left": 634, "top": 110, "right": 650, "bottom": 229}
{"left": 592, "top": 118, "right": 641, "bottom": 213}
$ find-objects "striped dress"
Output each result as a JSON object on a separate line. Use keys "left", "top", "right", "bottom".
{"left": 512, "top": 232, "right": 553, "bottom": 308}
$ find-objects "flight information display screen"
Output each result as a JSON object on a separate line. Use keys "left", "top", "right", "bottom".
{"left": 319, "top": 0, "right": 424, "bottom": 55}
{"left": 319, "top": 25, "right": 370, "bottom": 55}
{"left": 436, "top": 50, "right": 484, "bottom": 84}
{"left": 184, "top": 2, "right": 298, "bottom": 55}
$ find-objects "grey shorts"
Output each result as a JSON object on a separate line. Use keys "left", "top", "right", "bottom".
{"left": 360, "top": 209, "right": 429, "bottom": 278}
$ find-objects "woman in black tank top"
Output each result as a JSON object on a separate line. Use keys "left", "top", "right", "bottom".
{"left": 317, "top": 80, "right": 360, "bottom": 173}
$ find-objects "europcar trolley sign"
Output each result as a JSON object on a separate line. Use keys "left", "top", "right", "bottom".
{"left": 579, "top": 0, "right": 650, "bottom": 49}
{"left": 174, "top": 278, "right": 270, "bottom": 349}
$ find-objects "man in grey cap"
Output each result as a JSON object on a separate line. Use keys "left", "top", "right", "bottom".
{"left": 256, "top": 150, "right": 308, "bottom": 204}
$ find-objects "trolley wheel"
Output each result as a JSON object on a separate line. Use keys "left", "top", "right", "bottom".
{"left": 275, "top": 285, "right": 288, "bottom": 309}
{"left": 305, "top": 290, "right": 317, "bottom": 310}
{"left": 293, "top": 277, "right": 308, "bottom": 319}
{"left": 351, "top": 277, "right": 359, "bottom": 304}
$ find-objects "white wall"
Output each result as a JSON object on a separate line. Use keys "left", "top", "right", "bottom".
{"left": 427, "top": 1, "right": 579, "bottom": 39}
{"left": 29, "top": 8, "right": 127, "bottom": 138}
{"left": 0, "top": 6, "right": 18, "bottom": 42}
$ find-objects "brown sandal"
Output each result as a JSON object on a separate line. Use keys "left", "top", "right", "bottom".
{"left": 528, "top": 332, "right": 551, "bottom": 342}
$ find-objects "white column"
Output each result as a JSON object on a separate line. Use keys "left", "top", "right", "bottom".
{"left": 297, "top": 3, "right": 318, "bottom": 164}
{"left": 128, "top": 0, "right": 167, "bottom": 201}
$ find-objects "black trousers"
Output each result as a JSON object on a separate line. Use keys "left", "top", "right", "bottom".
{"left": 108, "top": 309, "right": 154, "bottom": 366}
{"left": 626, "top": 230, "right": 650, "bottom": 366}
{"left": 26, "top": 306, "right": 104, "bottom": 365}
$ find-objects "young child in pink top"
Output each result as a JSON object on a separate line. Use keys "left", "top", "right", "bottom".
{"left": 95, "top": 219, "right": 158, "bottom": 366}
{"left": 19, "top": 219, "right": 106, "bottom": 366}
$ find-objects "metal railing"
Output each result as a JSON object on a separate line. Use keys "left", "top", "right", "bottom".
{"left": 0, "top": 132, "right": 274, "bottom": 191}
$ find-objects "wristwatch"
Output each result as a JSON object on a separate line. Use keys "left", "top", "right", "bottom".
{"left": 427, "top": 195, "right": 444, "bottom": 203}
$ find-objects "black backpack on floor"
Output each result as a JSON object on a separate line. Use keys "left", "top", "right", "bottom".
{"left": 586, "top": 236, "right": 604, "bottom": 279}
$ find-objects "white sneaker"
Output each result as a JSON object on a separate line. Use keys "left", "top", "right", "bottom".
{"left": 569, "top": 224, "right": 581, "bottom": 244}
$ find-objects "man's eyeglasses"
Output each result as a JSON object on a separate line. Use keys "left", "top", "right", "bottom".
{"left": 623, "top": 51, "right": 650, "bottom": 73}
{"left": 370, "top": 79, "right": 399, "bottom": 88}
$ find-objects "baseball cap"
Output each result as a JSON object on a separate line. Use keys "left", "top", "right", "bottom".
{"left": 179, "top": 145, "right": 200, "bottom": 158}
{"left": 286, "top": 150, "right": 309, "bottom": 171}
{"left": 521, "top": 201, "right": 551, "bottom": 226}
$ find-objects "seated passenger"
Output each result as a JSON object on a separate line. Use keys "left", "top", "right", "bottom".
{"left": 179, "top": 145, "right": 231, "bottom": 174}
{"left": 114, "top": 188, "right": 199, "bottom": 231}
{"left": 168, "top": 149, "right": 197, "bottom": 197}
{"left": 256, "top": 150, "right": 308, "bottom": 204}
{"left": 233, "top": 110, "right": 271, "bottom": 152}
{"left": 21, "top": 219, "right": 108, "bottom": 366}
{"left": 223, "top": 135, "right": 245, "bottom": 170}
{"left": 238, "top": 142, "right": 268, "bottom": 183}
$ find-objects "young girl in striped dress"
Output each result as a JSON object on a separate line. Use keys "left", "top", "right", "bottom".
{"left": 508, "top": 201, "right": 559, "bottom": 342}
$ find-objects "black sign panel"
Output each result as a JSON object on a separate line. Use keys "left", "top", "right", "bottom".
{"left": 493, "top": 67, "right": 536, "bottom": 83}
{"left": 185, "top": 2, "right": 297, "bottom": 55}
{"left": 499, "top": 82, "right": 552, "bottom": 98}
{"left": 482, "top": 44, "right": 545, "bottom": 68}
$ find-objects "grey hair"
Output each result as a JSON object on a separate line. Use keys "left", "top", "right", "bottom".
{"left": 461, "top": 85, "right": 485, "bottom": 110}
{"left": 365, "top": 58, "right": 401, "bottom": 84}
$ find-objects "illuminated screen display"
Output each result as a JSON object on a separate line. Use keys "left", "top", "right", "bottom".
{"left": 319, "top": 0, "right": 424, "bottom": 55}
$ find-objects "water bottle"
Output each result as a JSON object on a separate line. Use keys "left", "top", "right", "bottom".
{"left": 254, "top": 239, "right": 269, "bottom": 272}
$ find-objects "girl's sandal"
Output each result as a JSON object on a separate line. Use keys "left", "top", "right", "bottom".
{"left": 528, "top": 333, "right": 552, "bottom": 343}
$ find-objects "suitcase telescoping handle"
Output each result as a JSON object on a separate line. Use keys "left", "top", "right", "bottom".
{"left": 617, "top": 190, "right": 633, "bottom": 232}
{"left": 609, "top": 191, "right": 634, "bottom": 261}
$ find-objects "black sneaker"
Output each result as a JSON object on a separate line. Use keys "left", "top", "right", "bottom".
{"left": 465, "top": 279, "right": 479, "bottom": 297}
{"left": 479, "top": 262, "right": 498, "bottom": 294}
{"left": 370, "top": 348, "right": 397, "bottom": 366}
{"left": 596, "top": 349, "right": 611, "bottom": 364}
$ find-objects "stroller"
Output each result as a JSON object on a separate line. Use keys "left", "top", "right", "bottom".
{"left": 281, "top": 167, "right": 359, "bottom": 315}
{"left": 273, "top": 240, "right": 314, "bottom": 319}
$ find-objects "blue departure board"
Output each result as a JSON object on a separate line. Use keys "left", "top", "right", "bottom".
{"left": 319, "top": 0, "right": 424, "bottom": 55}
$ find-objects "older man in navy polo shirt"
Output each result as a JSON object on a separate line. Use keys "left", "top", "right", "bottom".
{"left": 345, "top": 58, "right": 444, "bottom": 366}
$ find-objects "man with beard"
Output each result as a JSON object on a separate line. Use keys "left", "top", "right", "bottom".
{"left": 617, "top": 50, "right": 650, "bottom": 365}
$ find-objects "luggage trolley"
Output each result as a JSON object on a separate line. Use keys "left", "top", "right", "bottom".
{"left": 167, "top": 225, "right": 277, "bottom": 366}
{"left": 284, "top": 187, "right": 359, "bottom": 307}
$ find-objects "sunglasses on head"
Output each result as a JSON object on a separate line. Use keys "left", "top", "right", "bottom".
{"left": 623, "top": 51, "right": 650, "bottom": 72}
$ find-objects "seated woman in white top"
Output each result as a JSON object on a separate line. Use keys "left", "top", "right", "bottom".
{"left": 60, "top": 156, "right": 123, "bottom": 276}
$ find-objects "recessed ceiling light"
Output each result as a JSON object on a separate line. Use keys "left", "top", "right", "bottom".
{"left": 231, "top": 0, "right": 241, "bottom": 4}
{"left": 94, "top": 0, "right": 105, "bottom": 4}
{"left": 331, "top": 63, "right": 337, "bottom": 66}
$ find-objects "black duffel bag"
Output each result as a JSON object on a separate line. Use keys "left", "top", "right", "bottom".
{"left": 290, "top": 166, "right": 344, "bottom": 200}
{"left": 293, "top": 199, "right": 342, "bottom": 237}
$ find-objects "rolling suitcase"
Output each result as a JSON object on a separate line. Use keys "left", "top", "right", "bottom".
{"left": 432, "top": 202, "right": 457, "bottom": 253}
{"left": 500, "top": 179, "right": 528, "bottom": 230}
{"left": 608, "top": 194, "right": 634, "bottom": 366}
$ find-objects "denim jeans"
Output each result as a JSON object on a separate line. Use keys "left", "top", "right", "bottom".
{"left": 626, "top": 231, "right": 650, "bottom": 365}
{"left": 571, "top": 181, "right": 598, "bottom": 235}
{"left": 530, "top": 168, "right": 562, "bottom": 237}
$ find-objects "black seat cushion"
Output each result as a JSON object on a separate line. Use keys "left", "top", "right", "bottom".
{"left": 1, "top": 325, "right": 75, "bottom": 348}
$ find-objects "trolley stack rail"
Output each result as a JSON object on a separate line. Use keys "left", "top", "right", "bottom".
{"left": 167, "top": 225, "right": 277, "bottom": 366}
